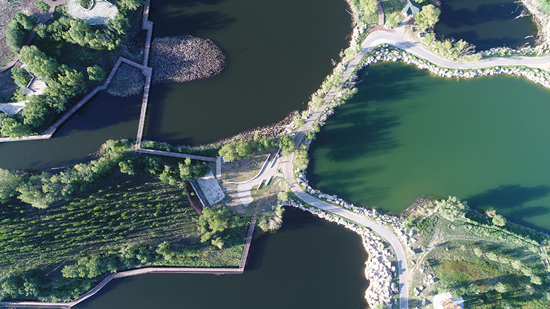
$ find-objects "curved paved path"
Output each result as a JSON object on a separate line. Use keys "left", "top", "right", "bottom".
{"left": 363, "top": 30, "right": 550, "bottom": 69}
{"left": 281, "top": 154, "right": 408, "bottom": 309}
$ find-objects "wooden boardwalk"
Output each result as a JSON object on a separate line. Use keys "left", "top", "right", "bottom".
{"left": 0, "top": 215, "right": 257, "bottom": 309}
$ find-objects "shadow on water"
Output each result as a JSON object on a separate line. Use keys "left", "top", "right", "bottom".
{"left": 465, "top": 184, "right": 550, "bottom": 230}
{"left": 439, "top": 2, "right": 522, "bottom": 28}
{"left": 313, "top": 64, "right": 430, "bottom": 163}
{"left": 465, "top": 184, "right": 550, "bottom": 209}
{"left": 150, "top": 0, "right": 235, "bottom": 38}
{"left": 436, "top": 0, "right": 536, "bottom": 50}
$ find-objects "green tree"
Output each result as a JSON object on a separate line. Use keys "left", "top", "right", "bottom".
{"left": 219, "top": 143, "right": 238, "bottom": 162}
{"left": 278, "top": 134, "right": 295, "bottom": 157}
{"left": 1, "top": 118, "right": 32, "bottom": 138}
{"left": 256, "top": 136, "right": 275, "bottom": 152}
{"left": 294, "top": 147, "right": 309, "bottom": 171}
{"left": 12, "top": 89, "right": 27, "bottom": 102}
{"left": 117, "top": 0, "right": 145, "bottom": 11}
{"left": 495, "top": 282, "right": 506, "bottom": 293}
{"left": 6, "top": 20, "right": 27, "bottom": 51}
{"left": 87, "top": 65, "right": 105, "bottom": 81}
{"left": 14, "top": 12, "right": 36, "bottom": 30}
{"left": 436, "top": 196, "right": 469, "bottom": 221}
{"left": 198, "top": 207, "right": 240, "bottom": 243}
{"left": 492, "top": 214, "right": 506, "bottom": 227}
{"left": 119, "top": 159, "right": 136, "bottom": 175}
{"left": 11, "top": 67, "right": 30, "bottom": 86}
{"left": 234, "top": 139, "right": 253, "bottom": 159}
{"left": 0, "top": 169, "right": 24, "bottom": 203}
{"left": 415, "top": 4, "right": 440, "bottom": 31}
{"left": 156, "top": 241, "right": 175, "bottom": 261}
{"left": 530, "top": 275, "right": 542, "bottom": 285}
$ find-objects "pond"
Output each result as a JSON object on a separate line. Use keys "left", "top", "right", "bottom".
{"left": 74, "top": 207, "right": 369, "bottom": 309}
{"left": 435, "top": 0, "right": 537, "bottom": 51}
{"left": 0, "top": 0, "right": 351, "bottom": 170}
{"left": 145, "top": 0, "right": 352, "bottom": 145}
{"left": 307, "top": 61, "right": 550, "bottom": 232}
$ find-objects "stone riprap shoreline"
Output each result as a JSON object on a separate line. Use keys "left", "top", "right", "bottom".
{"left": 362, "top": 45, "right": 550, "bottom": 88}
{"left": 150, "top": 35, "right": 226, "bottom": 84}
{"left": 282, "top": 199, "right": 399, "bottom": 308}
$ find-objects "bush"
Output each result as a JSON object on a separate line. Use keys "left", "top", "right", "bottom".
{"left": 278, "top": 135, "right": 295, "bottom": 157}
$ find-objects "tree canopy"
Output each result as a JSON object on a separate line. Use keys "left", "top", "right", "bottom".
{"left": 436, "top": 196, "right": 469, "bottom": 221}
{"left": 415, "top": 4, "right": 440, "bottom": 31}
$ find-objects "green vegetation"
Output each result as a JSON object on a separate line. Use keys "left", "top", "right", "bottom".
{"left": 406, "top": 197, "right": 550, "bottom": 309}
{"left": 1, "top": 1, "right": 144, "bottom": 138}
{"left": 78, "top": 0, "right": 93, "bottom": 9}
{"left": 278, "top": 134, "right": 295, "bottom": 157}
{"left": 293, "top": 146, "right": 309, "bottom": 171}
{"left": 6, "top": 12, "right": 36, "bottom": 52}
{"left": 0, "top": 140, "right": 249, "bottom": 302}
{"left": 37, "top": 0, "right": 50, "bottom": 12}
{"left": 199, "top": 207, "right": 249, "bottom": 249}
{"left": 218, "top": 136, "right": 275, "bottom": 163}
{"left": 10, "top": 67, "right": 32, "bottom": 86}
{"left": 414, "top": 4, "right": 440, "bottom": 31}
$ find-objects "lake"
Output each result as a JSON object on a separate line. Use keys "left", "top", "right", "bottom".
{"left": 435, "top": 0, "right": 537, "bottom": 51}
{"left": 307, "top": 61, "right": 550, "bottom": 232}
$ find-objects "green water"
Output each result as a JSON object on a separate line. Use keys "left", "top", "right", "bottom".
{"left": 308, "top": 62, "right": 550, "bottom": 232}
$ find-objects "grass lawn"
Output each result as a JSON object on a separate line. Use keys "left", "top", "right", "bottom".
{"left": 405, "top": 204, "right": 550, "bottom": 309}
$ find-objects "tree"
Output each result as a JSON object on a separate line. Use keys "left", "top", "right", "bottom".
{"left": 14, "top": 12, "right": 36, "bottom": 30}
{"left": 234, "top": 139, "right": 253, "bottom": 159}
{"left": 1, "top": 118, "right": 32, "bottom": 138}
{"left": 219, "top": 143, "right": 238, "bottom": 162}
{"left": 415, "top": 4, "right": 440, "bottom": 31}
{"left": 473, "top": 247, "right": 482, "bottom": 257}
{"left": 495, "top": 282, "right": 507, "bottom": 293}
{"left": 11, "top": 67, "right": 30, "bottom": 86}
{"left": 436, "top": 196, "right": 469, "bottom": 221}
{"left": 256, "top": 136, "right": 274, "bottom": 152}
{"left": 119, "top": 160, "right": 136, "bottom": 175}
{"left": 87, "top": 65, "right": 105, "bottom": 81}
{"left": 492, "top": 214, "right": 506, "bottom": 227}
{"left": 198, "top": 207, "right": 239, "bottom": 243}
{"left": 6, "top": 21, "right": 27, "bottom": 51}
{"left": 0, "top": 169, "right": 24, "bottom": 203}
{"left": 278, "top": 134, "right": 295, "bottom": 157}
{"left": 294, "top": 147, "right": 309, "bottom": 171}
{"left": 117, "top": 0, "right": 145, "bottom": 11}
{"left": 530, "top": 275, "right": 542, "bottom": 285}
{"left": 156, "top": 241, "right": 175, "bottom": 261}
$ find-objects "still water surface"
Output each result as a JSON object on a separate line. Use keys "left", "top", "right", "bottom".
{"left": 436, "top": 0, "right": 536, "bottom": 51}
{"left": 75, "top": 207, "right": 368, "bottom": 309}
{"left": 0, "top": 0, "right": 351, "bottom": 170}
{"left": 146, "top": 0, "right": 352, "bottom": 145}
{"left": 308, "top": 62, "right": 550, "bottom": 232}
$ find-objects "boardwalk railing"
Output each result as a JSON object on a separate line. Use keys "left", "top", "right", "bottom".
{"left": 0, "top": 215, "right": 256, "bottom": 309}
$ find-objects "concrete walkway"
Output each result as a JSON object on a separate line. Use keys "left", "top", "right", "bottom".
{"left": 281, "top": 154, "right": 409, "bottom": 309}
{"left": 236, "top": 154, "right": 281, "bottom": 206}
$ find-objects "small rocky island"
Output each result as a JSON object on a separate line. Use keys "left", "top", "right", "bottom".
{"left": 150, "top": 35, "right": 226, "bottom": 84}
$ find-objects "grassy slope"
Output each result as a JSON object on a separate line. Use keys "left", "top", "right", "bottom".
{"left": 407, "top": 210, "right": 550, "bottom": 308}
